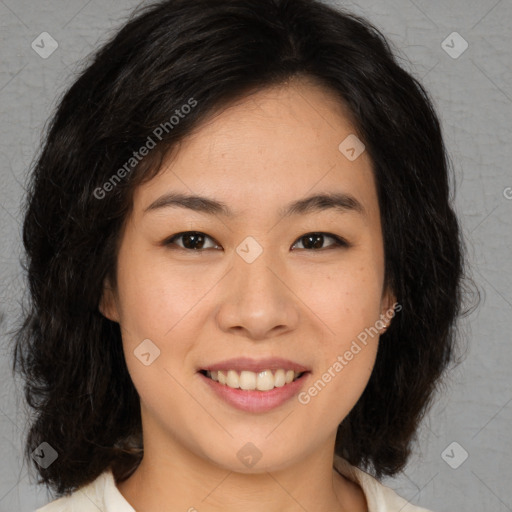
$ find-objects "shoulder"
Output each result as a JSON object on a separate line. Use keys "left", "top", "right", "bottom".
{"left": 333, "top": 455, "right": 435, "bottom": 512}
{"left": 35, "top": 468, "right": 135, "bottom": 512}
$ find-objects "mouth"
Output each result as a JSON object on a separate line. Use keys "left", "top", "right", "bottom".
{"left": 198, "top": 368, "right": 308, "bottom": 392}
{"left": 196, "top": 357, "right": 311, "bottom": 412}
{"left": 197, "top": 367, "right": 311, "bottom": 413}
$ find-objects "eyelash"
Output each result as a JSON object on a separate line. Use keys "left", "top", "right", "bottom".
{"left": 162, "top": 231, "right": 350, "bottom": 252}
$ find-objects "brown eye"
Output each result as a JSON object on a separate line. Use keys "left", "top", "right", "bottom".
{"left": 163, "top": 231, "right": 349, "bottom": 252}
{"left": 164, "top": 231, "right": 220, "bottom": 251}
{"left": 292, "top": 232, "right": 349, "bottom": 250}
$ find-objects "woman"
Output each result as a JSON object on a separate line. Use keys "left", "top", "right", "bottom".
{"left": 12, "top": 0, "right": 474, "bottom": 510}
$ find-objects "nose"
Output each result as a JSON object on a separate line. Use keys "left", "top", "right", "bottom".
{"left": 215, "top": 247, "right": 300, "bottom": 340}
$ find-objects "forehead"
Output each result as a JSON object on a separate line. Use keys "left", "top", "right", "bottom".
{"left": 133, "top": 79, "right": 379, "bottom": 223}
{"left": 182, "top": 78, "right": 361, "bottom": 169}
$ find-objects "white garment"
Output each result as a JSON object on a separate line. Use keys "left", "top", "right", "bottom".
{"left": 35, "top": 455, "right": 434, "bottom": 511}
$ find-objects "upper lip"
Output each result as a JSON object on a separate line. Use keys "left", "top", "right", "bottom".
{"left": 199, "top": 357, "right": 310, "bottom": 374}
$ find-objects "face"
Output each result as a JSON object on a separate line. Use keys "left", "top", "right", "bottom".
{"left": 100, "top": 78, "right": 395, "bottom": 474}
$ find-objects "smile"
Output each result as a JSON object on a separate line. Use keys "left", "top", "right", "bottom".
{"left": 201, "top": 369, "right": 305, "bottom": 391}
{"left": 198, "top": 369, "right": 310, "bottom": 413}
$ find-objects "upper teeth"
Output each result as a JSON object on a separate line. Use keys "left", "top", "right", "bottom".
{"left": 206, "top": 369, "right": 302, "bottom": 391}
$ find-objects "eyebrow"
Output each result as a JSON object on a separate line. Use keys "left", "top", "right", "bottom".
{"left": 143, "top": 191, "right": 366, "bottom": 219}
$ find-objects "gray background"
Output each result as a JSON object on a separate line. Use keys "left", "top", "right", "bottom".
{"left": 1, "top": 0, "right": 511, "bottom": 511}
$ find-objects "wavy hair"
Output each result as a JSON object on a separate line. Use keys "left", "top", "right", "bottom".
{"left": 11, "top": 0, "right": 477, "bottom": 496}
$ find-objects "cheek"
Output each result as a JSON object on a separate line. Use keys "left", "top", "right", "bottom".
{"left": 303, "top": 261, "right": 384, "bottom": 335}
{"left": 115, "top": 246, "right": 206, "bottom": 341}
{"left": 300, "top": 260, "right": 383, "bottom": 397}
{"left": 300, "top": 301, "right": 380, "bottom": 423}
{"left": 114, "top": 248, "right": 209, "bottom": 400}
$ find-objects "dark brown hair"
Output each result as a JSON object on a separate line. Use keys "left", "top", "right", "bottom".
{"left": 11, "top": 0, "right": 477, "bottom": 497}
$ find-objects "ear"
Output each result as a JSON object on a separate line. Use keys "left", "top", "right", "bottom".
{"left": 98, "top": 276, "right": 120, "bottom": 323}
{"left": 378, "top": 286, "right": 398, "bottom": 334}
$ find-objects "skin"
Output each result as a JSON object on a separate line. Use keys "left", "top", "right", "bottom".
{"left": 100, "top": 77, "right": 395, "bottom": 512}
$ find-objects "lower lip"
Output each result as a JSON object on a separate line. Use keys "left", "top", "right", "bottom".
{"left": 198, "top": 372, "right": 310, "bottom": 413}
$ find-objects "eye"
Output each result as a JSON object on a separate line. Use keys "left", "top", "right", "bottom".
{"left": 291, "top": 232, "right": 349, "bottom": 251}
{"left": 163, "top": 231, "right": 349, "bottom": 251}
{"left": 163, "top": 231, "right": 220, "bottom": 251}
